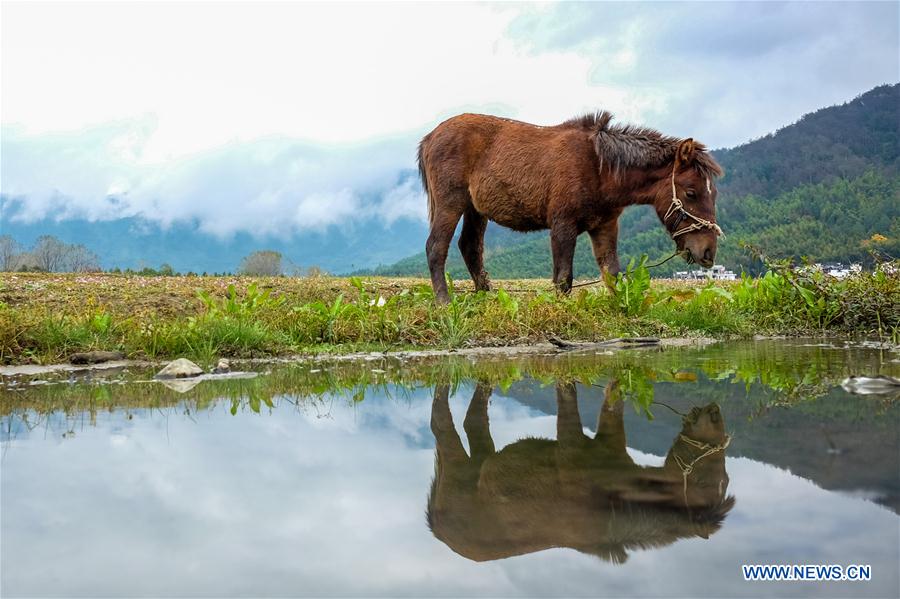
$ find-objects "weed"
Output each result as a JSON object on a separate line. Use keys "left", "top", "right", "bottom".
{"left": 606, "top": 256, "right": 652, "bottom": 316}
{"left": 298, "top": 294, "right": 351, "bottom": 343}
{"left": 430, "top": 294, "right": 477, "bottom": 347}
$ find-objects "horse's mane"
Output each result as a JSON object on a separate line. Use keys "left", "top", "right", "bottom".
{"left": 563, "top": 111, "right": 724, "bottom": 180}
{"left": 561, "top": 111, "right": 614, "bottom": 131}
{"left": 581, "top": 494, "right": 736, "bottom": 564}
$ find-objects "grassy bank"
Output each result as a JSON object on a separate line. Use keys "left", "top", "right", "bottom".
{"left": 1, "top": 262, "right": 897, "bottom": 365}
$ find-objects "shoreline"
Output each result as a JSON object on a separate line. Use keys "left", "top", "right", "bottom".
{"left": 0, "top": 336, "right": 727, "bottom": 377}
{"left": 6, "top": 335, "right": 896, "bottom": 379}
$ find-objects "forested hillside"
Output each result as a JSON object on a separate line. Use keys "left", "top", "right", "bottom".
{"left": 367, "top": 84, "right": 899, "bottom": 278}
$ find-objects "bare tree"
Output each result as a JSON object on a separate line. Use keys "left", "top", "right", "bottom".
{"left": 65, "top": 244, "right": 101, "bottom": 272}
{"left": 14, "top": 252, "right": 40, "bottom": 272}
{"left": 24, "top": 236, "right": 101, "bottom": 272}
{"left": 31, "top": 235, "right": 68, "bottom": 272}
{"left": 239, "top": 250, "right": 283, "bottom": 276}
{"left": 0, "top": 235, "right": 22, "bottom": 271}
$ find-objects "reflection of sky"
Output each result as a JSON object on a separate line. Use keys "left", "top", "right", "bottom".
{"left": 2, "top": 384, "right": 898, "bottom": 598}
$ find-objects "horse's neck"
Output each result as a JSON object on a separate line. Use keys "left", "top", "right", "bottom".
{"left": 637, "top": 460, "right": 680, "bottom": 484}
{"left": 601, "top": 164, "right": 669, "bottom": 208}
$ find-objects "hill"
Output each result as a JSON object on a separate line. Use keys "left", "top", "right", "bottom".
{"left": 366, "top": 84, "right": 900, "bottom": 278}
{"left": 0, "top": 212, "right": 428, "bottom": 275}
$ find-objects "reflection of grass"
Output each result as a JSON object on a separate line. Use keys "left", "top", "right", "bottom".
{"left": 3, "top": 341, "right": 896, "bottom": 423}
{"left": 0, "top": 268, "right": 897, "bottom": 364}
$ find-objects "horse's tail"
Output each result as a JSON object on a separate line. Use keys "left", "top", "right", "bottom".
{"left": 417, "top": 136, "right": 434, "bottom": 227}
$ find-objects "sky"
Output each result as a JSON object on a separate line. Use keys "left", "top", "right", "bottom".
{"left": 1, "top": 1, "right": 898, "bottom": 238}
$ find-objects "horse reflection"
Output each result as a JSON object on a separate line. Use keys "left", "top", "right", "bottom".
{"left": 427, "top": 381, "right": 734, "bottom": 563}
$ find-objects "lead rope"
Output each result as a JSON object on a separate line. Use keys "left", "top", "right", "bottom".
{"left": 672, "top": 433, "right": 732, "bottom": 507}
{"left": 568, "top": 250, "right": 683, "bottom": 289}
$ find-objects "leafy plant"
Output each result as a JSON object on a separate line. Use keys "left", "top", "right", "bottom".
{"left": 300, "top": 294, "right": 351, "bottom": 343}
{"left": 617, "top": 367, "right": 656, "bottom": 419}
{"left": 496, "top": 288, "right": 519, "bottom": 319}
{"left": 605, "top": 255, "right": 652, "bottom": 316}
{"left": 197, "top": 282, "right": 285, "bottom": 319}
{"left": 89, "top": 310, "right": 112, "bottom": 335}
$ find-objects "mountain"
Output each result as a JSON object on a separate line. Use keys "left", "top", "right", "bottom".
{"left": 366, "top": 83, "right": 900, "bottom": 278}
{"left": 0, "top": 214, "right": 428, "bottom": 274}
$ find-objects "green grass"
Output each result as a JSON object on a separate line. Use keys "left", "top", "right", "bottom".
{"left": 4, "top": 339, "right": 897, "bottom": 422}
{"left": 1, "top": 260, "right": 897, "bottom": 365}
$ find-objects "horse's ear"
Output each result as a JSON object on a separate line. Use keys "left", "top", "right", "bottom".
{"left": 676, "top": 138, "right": 696, "bottom": 167}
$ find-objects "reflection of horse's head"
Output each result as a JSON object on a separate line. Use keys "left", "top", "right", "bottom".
{"left": 427, "top": 380, "right": 735, "bottom": 564}
{"left": 663, "top": 403, "right": 731, "bottom": 515}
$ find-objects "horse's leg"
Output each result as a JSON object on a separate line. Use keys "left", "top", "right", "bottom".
{"left": 588, "top": 218, "right": 621, "bottom": 290}
{"left": 431, "top": 383, "right": 467, "bottom": 463}
{"left": 550, "top": 220, "right": 578, "bottom": 293}
{"left": 426, "top": 197, "right": 465, "bottom": 304}
{"left": 458, "top": 207, "right": 491, "bottom": 292}
{"left": 556, "top": 381, "right": 588, "bottom": 446}
{"left": 594, "top": 379, "right": 632, "bottom": 463}
{"left": 462, "top": 382, "right": 495, "bottom": 465}
{"left": 429, "top": 383, "right": 477, "bottom": 532}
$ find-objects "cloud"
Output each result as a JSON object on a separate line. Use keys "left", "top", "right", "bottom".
{"left": 507, "top": 1, "right": 899, "bottom": 147}
{"left": 0, "top": 2, "right": 611, "bottom": 154}
{"left": 1, "top": 2, "right": 896, "bottom": 235}
{"left": 1, "top": 119, "right": 425, "bottom": 237}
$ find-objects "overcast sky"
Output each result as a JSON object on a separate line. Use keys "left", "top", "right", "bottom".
{"left": 2, "top": 1, "right": 897, "bottom": 236}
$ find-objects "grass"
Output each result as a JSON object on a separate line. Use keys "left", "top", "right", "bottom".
{"left": 5, "top": 339, "right": 897, "bottom": 415}
{"left": 0, "top": 261, "right": 897, "bottom": 365}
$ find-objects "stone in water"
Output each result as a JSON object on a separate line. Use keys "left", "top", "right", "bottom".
{"left": 155, "top": 358, "right": 203, "bottom": 379}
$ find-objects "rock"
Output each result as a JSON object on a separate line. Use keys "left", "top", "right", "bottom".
{"left": 158, "top": 378, "right": 203, "bottom": 393}
{"left": 841, "top": 375, "right": 900, "bottom": 395}
{"left": 155, "top": 358, "right": 204, "bottom": 379}
{"left": 212, "top": 358, "right": 231, "bottom": 374}
{"left": 69, "top": 350, "right": 125, "bottom": 365}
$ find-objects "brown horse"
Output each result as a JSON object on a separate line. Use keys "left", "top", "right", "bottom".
{"left": 418, "top": 112, "right": 724, "bottom": 302}
{"left": 427, "top": 380, "right": 734, "bottom": 563}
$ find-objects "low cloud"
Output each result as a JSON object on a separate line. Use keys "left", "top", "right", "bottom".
{"left": 1, "top": 119, "right": 426, "bottom": 238}
{"left": 508, "top": 2, "right": 899, "bottom": 147}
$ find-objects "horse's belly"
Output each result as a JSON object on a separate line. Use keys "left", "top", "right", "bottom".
{"left": 490, "top": 212, "right": 546, "bottom": 232}
{"left": 469, "top": 180, "right": 547, "bottom": 232}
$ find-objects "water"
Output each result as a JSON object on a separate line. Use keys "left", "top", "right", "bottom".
{"left": 2, "top": 340, "right": 898, "bottom": 598}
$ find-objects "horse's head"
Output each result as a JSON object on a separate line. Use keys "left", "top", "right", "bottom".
{"left": 665, "top": 402, "right": 731, "bottom": 511}
{"left": 681, "top": 403, "right": 728, "bottom": 446}
{"left": 654, "top": 139, "right": 723, "bottom": 268}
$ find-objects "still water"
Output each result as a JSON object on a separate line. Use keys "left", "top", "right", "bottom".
{"left": 2, "top": 341, "right": 899, "bottom": 598}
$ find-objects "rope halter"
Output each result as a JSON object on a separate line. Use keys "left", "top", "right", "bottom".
{"left": 673, "top": 432, "right": 732, "bottom": 506}
{"left": 665, "top": 163, "right": 724, "bottom": 239}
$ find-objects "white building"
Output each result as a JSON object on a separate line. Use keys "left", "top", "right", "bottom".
{"left": 825, "top": 263, "right": 861, "bottom": 279}
{"left": 673, "top": 265, "right": 738, "bottom": 281}
{"left": 800, "top": 263, "right": 863, "bottom": 279}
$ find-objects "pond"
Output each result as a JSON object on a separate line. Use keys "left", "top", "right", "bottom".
{"left": 2, "top": 340, "right": 898, "bottom": 598}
